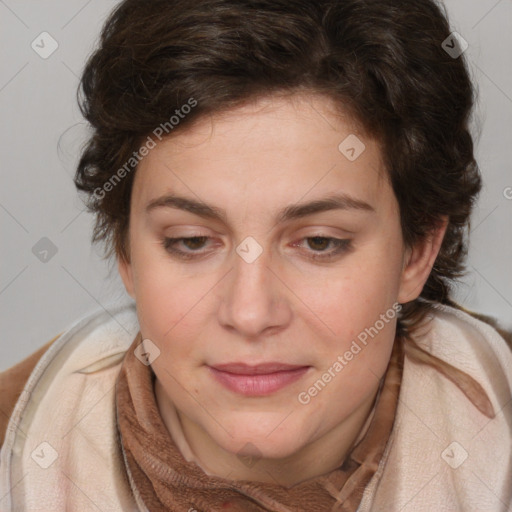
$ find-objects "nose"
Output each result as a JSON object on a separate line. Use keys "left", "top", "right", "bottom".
{"left": 217, "top": 242, "right": 292, "bottom": 340}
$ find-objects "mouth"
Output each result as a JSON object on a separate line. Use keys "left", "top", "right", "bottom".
{"left": 208, "top": 362, "right": 311, "bottom": 396}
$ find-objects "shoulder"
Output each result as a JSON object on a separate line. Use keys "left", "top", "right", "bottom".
{"left": 363, "top": 306, "right": 512, "bottom": 510}
{"left": 454, "top": 305, "right": 512, "bottom": 350}
{"left": 408, "top": 304, "right": 512, "bottom": 416}
{"left": 418, "top": 303, "right": 512, "bottom": 375}
{"left": 0, "top": 335, "right": 61, "bottom": 449}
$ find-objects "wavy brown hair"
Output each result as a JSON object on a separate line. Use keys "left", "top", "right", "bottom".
{"left": 75, "top": 0, "right": 485, "bottom": 338}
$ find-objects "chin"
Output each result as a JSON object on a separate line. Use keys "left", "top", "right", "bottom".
{"left": 211, "top": 417, "right": 309, "bottom": 460}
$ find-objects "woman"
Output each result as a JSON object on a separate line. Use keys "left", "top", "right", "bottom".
{"left": 1, "top": 0, "right": 511, "bottom": 510}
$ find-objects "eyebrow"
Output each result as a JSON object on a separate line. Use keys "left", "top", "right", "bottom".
{"left": 145, "top": 192, "right": 375, "bottom": 224}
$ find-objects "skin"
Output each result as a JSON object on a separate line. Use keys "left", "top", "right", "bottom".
{"left": 118, "top": 92, "right": 447, "bottom": 486}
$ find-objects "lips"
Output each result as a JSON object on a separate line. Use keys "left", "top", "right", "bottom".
{"left": 211, "top": 362, "right": 307, "bottom": 375}
{"left": 208, "top": 362, "right": 310, "bottom": 396}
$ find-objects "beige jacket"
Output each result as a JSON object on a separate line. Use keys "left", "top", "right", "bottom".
{"left": 0, "top": 302, "right": 511, "bottom": 511}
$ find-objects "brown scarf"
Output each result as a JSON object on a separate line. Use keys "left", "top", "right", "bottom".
{"left": 114, "top": 333, "right": 404, "bottom": 512}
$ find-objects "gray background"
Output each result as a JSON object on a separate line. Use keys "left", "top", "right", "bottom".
{"left": 1, "top": 0, "right": 511, "bottom": 371}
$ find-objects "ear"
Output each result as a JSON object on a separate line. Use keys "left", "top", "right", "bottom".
{"left": 118, "top": 254, "right": 135, "bottom": 298}
{"left": 398, "top": 217, "right": 449, "bottom": 304}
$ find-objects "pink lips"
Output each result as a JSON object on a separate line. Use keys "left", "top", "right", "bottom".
{"left": 208, "top": 362, "right": 310, "bottom": 396}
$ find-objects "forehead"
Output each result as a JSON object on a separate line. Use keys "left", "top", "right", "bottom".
{"left": 132, "top": 93, "right": 390, "bottom": 220}
{"left": 151, "top": 93, "right": 368, "bottom": 156}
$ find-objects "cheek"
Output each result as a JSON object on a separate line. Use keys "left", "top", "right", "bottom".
{"left": 307, "top": 247, "right": 403, "bottom": 340}
{"left": 129, "top": 241, "right": 191, "bottom": 343}
{"left": 130, "top": 247, "right": 218, "bottom": 359}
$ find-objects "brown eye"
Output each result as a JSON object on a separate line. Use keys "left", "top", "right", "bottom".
{"left": 307, "top": 237, "right": 331, "bottom": 251}
{"left": 294, "top": 236, "right": 352, "bottom": 261}
{"left": 162, "top": 236, "right": 211, "bottom": 259}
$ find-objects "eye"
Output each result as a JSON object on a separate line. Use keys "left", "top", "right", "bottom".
{"left": 162, "top": 236, "right": 212, "bottom": 260}
{"left": 293, "top": 236, "right": 352, "bottom": 261}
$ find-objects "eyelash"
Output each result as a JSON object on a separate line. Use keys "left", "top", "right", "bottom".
{"left": 161, "top": 235, "right": 352, "bottom": 261}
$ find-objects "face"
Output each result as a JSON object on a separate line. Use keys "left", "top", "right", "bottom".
{"left": 119, "top": 93, "right": 444, "bottom": 474}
